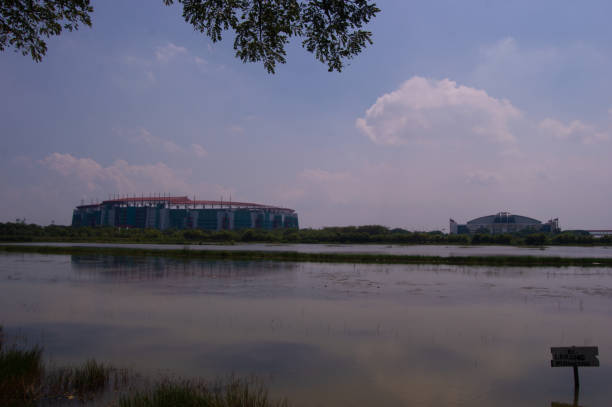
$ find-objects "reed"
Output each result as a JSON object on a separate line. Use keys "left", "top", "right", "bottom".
{"left": 0, "top": 344, "right": 44, "bottom": 405}
{"left": 0, "top": 338, "right": 115, "bottom": 404}
{"left": 0, "top": 330, "right": 286, "bottom": 406}
{"left": 119, "top": 377, "right": 288, "bottom": 407}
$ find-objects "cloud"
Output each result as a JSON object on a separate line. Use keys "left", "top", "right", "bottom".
{"left": 145, "top": 70, "right": 156, "bottom": 84}
{"left": 40, "top": 153, "right": 191, "bottom": 193}
{"left": 227, "top": 125, "right": 245, "bottom": 135}
{"left": 41, "top": 153, "right": 104, "bottom": 191}
{"left": 0, "top": 153, "right": 233, "bottom": 224}
{"left": 132, "top": 128, "right": 184, "bottom": 153}
{"left": 155, "top": 42, "right": 188, "bottom": 62}
{"left": 128, "top": 128, "right": 210, "bottom": 157}
{"left": 192, "top": 143, "right": 208, "bottom": 158}
{"left": 194, "top": 56, "right": 208, "bottom": 72}
{"left": 465, "top": 171, "right": 500, "bottom": 186}
{"left": 356, "top": 77, "right": 521, "bottom": 146}
{"left": 539, "top": 118, "right": 609, "bottom": 144}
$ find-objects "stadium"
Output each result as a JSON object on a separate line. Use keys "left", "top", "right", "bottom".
{"left": 450, "top": 212, "right": 559, "bottom": 234}
{"left": 72, "top": 196, "right": 298, "bottom": 231}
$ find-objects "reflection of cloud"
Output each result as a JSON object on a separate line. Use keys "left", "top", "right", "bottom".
{"left": 199, "top": 341, "right": 349, "bottom": 377}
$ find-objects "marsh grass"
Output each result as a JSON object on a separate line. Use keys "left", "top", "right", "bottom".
{"left": 44, "top": 359, "right": 129, "bottom": 401}
{"left": 0, "top": 328, "right": 287, "bottom": 406}
{"left": 0, "top": 332, "right": 123, "bottom": 405}
{"left": 0, "top": 344, "right": 44, "bottom": 405}
{"left": 119, "top": 377, "right": 288, "bottom": 407}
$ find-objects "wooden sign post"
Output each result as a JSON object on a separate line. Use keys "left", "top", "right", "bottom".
{"left": 551, "top": 346, "right": 599, "bottom": 389}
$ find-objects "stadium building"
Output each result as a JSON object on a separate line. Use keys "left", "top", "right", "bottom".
{"left": 72, "top": 196, "right": 298, "bottom": 230}
{"left": 449, "top": 212, "right": 559, "bottom": 235}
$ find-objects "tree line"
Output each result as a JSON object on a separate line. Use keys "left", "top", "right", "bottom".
{"left": 0, "top": 222, "right": 610, "bottom": 246}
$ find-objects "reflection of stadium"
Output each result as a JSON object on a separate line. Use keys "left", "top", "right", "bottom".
{"left": 450, "top": 212, "right": 559, "bottom": 234}
{"left": 72, "top": 196, "right": 298, "bottom": 230}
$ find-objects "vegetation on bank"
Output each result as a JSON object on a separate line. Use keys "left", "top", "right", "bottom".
{"left": 0, "top": 325, "right": 287, "bottom": 406}
{"left": 0, "top": 325, "right": 122, "bottom": 405}
{"left": 119, "top": 378, "right": 288, "bottom": 407}
{"left": 2, "top": 244, "right": 612, "bottom": 268}
{"left": 1, "top": 222, "right": 610, "bottom": 246}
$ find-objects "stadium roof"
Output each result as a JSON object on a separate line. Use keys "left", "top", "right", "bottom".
{"left": 77, "top": 196, "right": 295, "bottom": 213}
{"left": 467, "top": 212, "right": 541, "bottom": 225}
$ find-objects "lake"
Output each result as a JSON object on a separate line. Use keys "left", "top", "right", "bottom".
{"left": 1, "top": 252, "right": 611, "bottom": 406}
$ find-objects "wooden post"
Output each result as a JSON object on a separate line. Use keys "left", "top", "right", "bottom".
{"left": 573, "top": 365, "right": 579, "bottom": 389}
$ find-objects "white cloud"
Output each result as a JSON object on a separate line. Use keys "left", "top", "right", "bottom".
{"left": 192, "top": 143, "right": 208, "bottom": 158}
{"left": 40, "top": 153, "right": 191, "bottom": 193}
{"left": 41, "top": 153, "right": 104, "bottom": 191}
{"left": 356, "top": 76, "right": 521, "bottom": 146}
{"left": 539, "top": 118, "right": 609, "bottom": 144}
{"left": 132, "top": 128, "right": 184, "bottom": 153}
{"left": 155, "top": 42, "right": 188, "bottom": 62}
{"left": 465, "top": 171, "right": 501, "bottom": 186}
{"left": 3, "top": 153, "right": 233, "bottom": 224}
{"left": 194, "top": 56, "right": 207, "bottom": 65}
{"left": 145, "top": 70, "right": 156, "bottom": 84}
{"left": 227, "top": 125, "right": 245, "bottom": 135}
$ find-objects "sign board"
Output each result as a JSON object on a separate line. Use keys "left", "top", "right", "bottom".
{"left": 551, "top": 346, "right": 599, "bottom": 368}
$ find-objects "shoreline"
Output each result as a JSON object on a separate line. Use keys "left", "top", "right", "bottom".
{"left": 2, "top": 244, "right": 612, "bottom": 267}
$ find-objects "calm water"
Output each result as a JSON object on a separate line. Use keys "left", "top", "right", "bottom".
{"left": 1, "top": 253, "right": 611, "bottom": 406}
{"left": 9, "top": 242, "right": 612, "bottom": 257}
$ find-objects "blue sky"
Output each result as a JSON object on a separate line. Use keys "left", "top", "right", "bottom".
{"left": 2, "top": 0, "right": 612, "bottom": 230}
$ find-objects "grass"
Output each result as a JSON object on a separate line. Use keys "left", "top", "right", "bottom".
{"left": 119, "top": 377, "right": 288, "bottom": 407}
{"left": 0, "top": 344, "right": 44, "bottom": 405}
{"left": 45, "top": 359, "right": 114, "bottom": 400}
{"left": 0, "top": 327, "right": 288, "bottom": 406}
{"left": 2, "top": 244, "right": 612, "bottom": 267}
{"left": 0, "top": 328, "right": 118, "bottom": 405}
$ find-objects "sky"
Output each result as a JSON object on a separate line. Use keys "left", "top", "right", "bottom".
{"left": 2, "top": 0, "right": 612, "bottom": 230}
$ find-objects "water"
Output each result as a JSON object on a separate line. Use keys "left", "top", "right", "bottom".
{"left": 8, "top": 241, "right": 612, "bottom": 257}
{"left": 1, "top": 253, "right": 611, "bottom": 406}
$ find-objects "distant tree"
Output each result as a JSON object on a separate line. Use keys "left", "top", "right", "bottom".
{"left": 1, "top": 0, "right": 379, "bottom": 73}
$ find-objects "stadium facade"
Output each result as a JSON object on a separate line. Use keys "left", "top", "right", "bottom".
{"left": 449, "top": 212, "right": 559, "bottom": 235}
{"left": 72, "top": 196, "right": 298, "bottom": 230}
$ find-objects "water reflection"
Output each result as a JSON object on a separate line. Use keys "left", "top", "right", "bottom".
{"left": 1, "top": 253, "right": 611, "bottom": 406}
{"left": 71, "top": 255, "right": 298, "bottom": 281}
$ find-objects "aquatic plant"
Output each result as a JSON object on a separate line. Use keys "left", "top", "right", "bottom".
{"left": 0, "top": 344, "right": 44, "bottom": 405}
{"left": 0, "top": 331, "right": 287, "bottom": 406}
{"left": 0, "top": 337, "right": 115, "bottom": 405}
{"left": 119, "top": 377, "right": 288, "bottom": 407}
{"left": 45, "top": 359, "right": 117, "bottom": 400}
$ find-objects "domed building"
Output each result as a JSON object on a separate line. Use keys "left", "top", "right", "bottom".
{"left": 450, "top": 212, "right": 559, "bottom": 234}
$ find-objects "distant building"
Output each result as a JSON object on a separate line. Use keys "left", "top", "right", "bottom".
{"left": 72, "top": 196, "right": 298, "bottom": 231}
{"left": 450, "top": 212, "right": 559, "bottom": 234}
